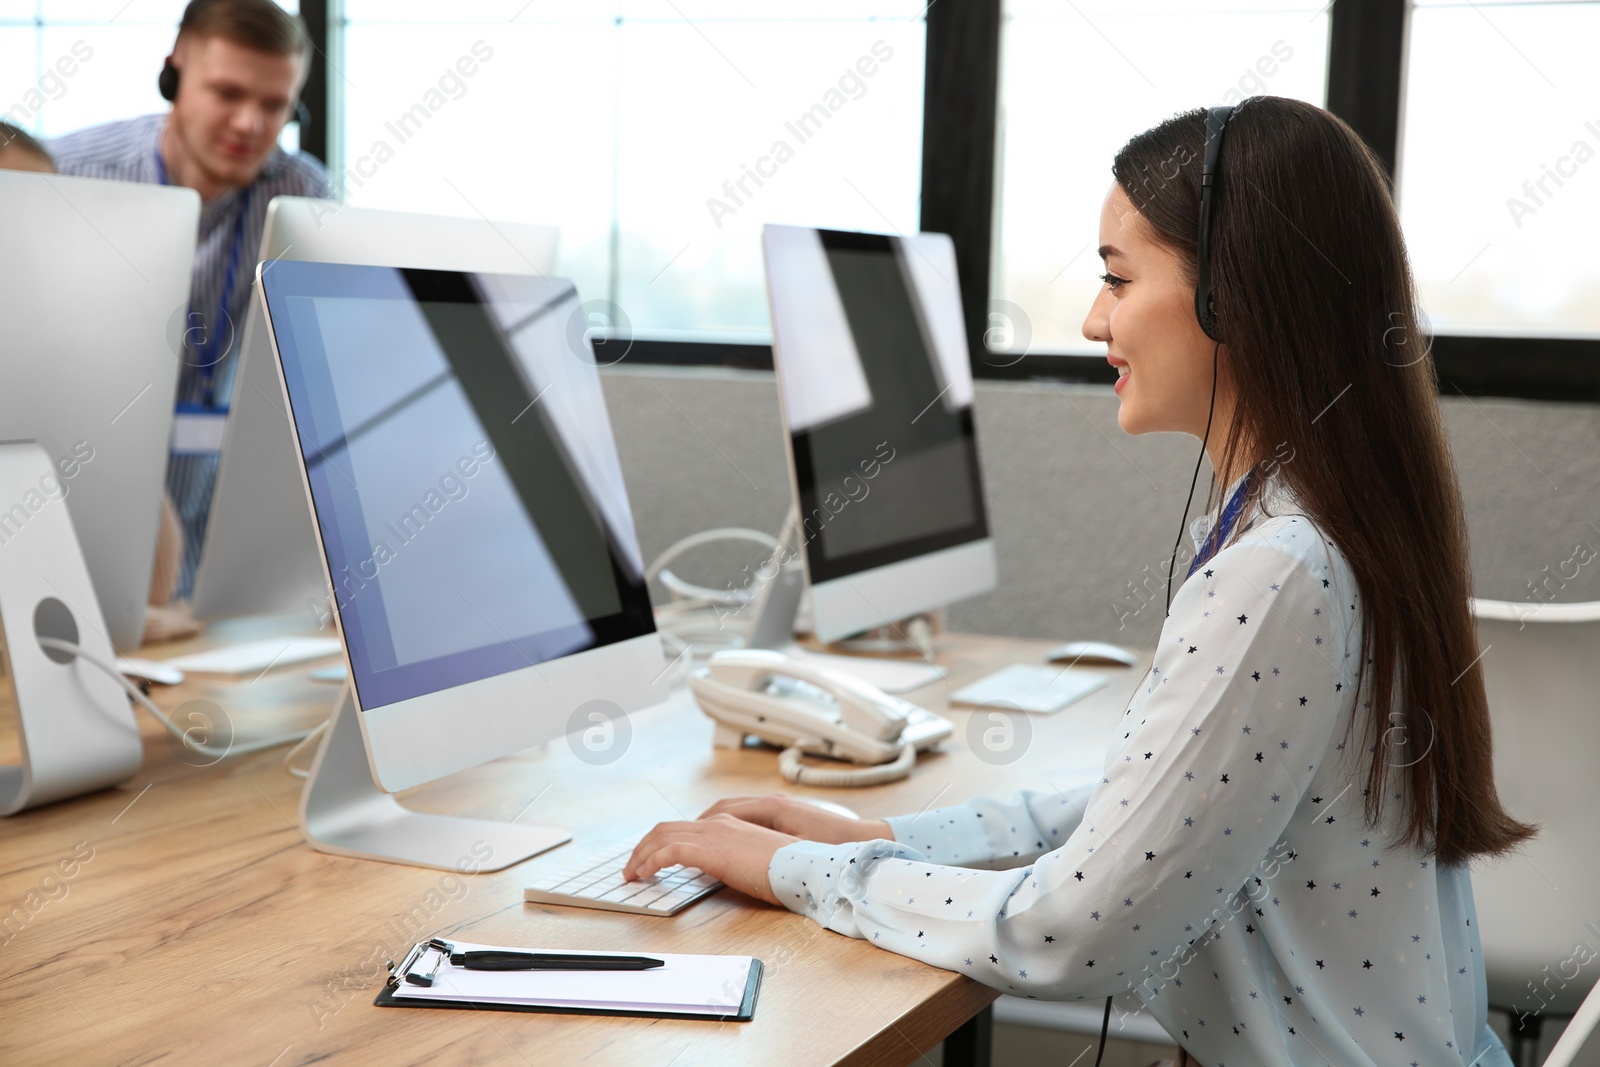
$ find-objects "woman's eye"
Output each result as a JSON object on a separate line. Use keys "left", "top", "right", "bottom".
{"left": 1099, "top": 272, "right": 1128, "bottom": 291}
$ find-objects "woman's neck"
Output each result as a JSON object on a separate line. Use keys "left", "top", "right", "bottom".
{"left": 1201, "top": 393, "right": 1259, "bottom": 494}
{"left": 1208, "top": 448, "right": 1256, "bottom": 494}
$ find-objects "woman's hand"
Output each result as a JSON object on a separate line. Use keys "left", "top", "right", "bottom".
{"left": 621, "top": 813, "right": 797, "bottom": 907}
{"left": 695, "top": 794, "right": 894, "bottom": 846}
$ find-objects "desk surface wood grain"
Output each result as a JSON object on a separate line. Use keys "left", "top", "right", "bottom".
{"left": 0, "top": 615, "right": 1143, "bottom": 1066}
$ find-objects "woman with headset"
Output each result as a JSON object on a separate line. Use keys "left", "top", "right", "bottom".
{"left": 626, "top": 96, "right": 1529, "bottom": 1067}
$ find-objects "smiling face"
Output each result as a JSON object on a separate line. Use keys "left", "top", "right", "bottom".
{"left": 167, "top": 33, "right": 304, "bottom": 192}
{"left": 1082, "top": 183, "right": 1232, "bottom": 440}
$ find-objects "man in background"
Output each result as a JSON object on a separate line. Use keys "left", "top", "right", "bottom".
{"left": 49, "top": 0, "right": 334, "bottom": 605}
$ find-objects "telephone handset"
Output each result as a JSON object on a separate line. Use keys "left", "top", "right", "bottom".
{"left": 689, "top": 649, "right": 954, "bottom": 787}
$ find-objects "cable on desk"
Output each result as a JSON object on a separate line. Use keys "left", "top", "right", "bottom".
{"left": 777, "top": 741, "right": 917, "bottom": 787}
{"left": 38, "top": 637, "right": 316, "bottom": 761}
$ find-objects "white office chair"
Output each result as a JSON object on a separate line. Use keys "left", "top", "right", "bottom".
{"left": 1543, "top": 976, "right": 1600, "bottom": 1067}
{"left": 1469, "top": 598, "right": 1600, "bottom": 1066}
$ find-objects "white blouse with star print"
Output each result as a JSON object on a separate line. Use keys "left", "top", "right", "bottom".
{"left": 768, "top": 473, "right": 1511, "bottom": 1067}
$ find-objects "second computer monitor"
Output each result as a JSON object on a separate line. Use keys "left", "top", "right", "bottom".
{"left": 190, "top": 198, "right": 560, "bottom": 622}
{"left": 761, "top": 224, "right": 996, "bottom": 644}
{"left": 0, "top": 171, "right": 198, "bottom": 653}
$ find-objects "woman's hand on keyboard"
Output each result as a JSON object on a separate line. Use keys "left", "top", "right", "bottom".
{"left": 621, "top": 813, "right": 796, "bottom": 907}
{"left": 696, "top": 794, "right": 894, "bottom": 847}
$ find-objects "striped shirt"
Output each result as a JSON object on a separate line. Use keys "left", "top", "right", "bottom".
{"left": 49, "top": 113, "right": 333, "bottom": 599}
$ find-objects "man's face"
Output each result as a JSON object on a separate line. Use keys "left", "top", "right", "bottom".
{"left": 169, "top": 33, "right": 304, "bottom": 189}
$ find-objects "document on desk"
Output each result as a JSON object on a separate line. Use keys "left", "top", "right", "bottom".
{"left": 380, "top": 941, "right": 763, "bottom": 1021}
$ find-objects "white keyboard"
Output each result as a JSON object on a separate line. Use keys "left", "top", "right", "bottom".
{"left": 162, "top": 636, "right": 342, "bottom": 676}
{"left": 523, "top": 839, "right": 723, "bottom": 916}
{"left": 948, "top": 663, "right": 1110, "bottom": 715}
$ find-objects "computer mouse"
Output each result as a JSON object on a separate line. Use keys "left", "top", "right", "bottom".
{"left": 787, "top": 795, "right": 860, "bottom": 819}
{"left": 1045, "top": 640, "right": 1138, "bottom": 668}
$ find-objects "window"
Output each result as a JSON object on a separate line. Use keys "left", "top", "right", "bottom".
{"left": 1397, "top": 0, "right": 1600, "bottom": 338}
{"left": 990, "top": 0, "right": 1330, "bottom": 359}
{"left": 11, "top": 0, "right": 1592, "bottom": 398}
{"left": 334, "top": 1, "right": 926, "bottom": 340}
{"left": 1, "top": 1, "right": 299, "bottom": 149}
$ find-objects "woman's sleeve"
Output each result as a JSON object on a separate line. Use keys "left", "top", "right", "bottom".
{"left": 767, "top": 533, "right": 1358, "bottom": 1000}
{"left": 876, "top": 784, "right": 1096, "bottom": 870}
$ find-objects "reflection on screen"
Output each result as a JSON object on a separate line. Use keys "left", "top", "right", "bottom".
{"left": 265, "top": 264, "right": 652, "bottom": 710}
{"left": 764, "top": 227, "right": 988, "bottom": 583}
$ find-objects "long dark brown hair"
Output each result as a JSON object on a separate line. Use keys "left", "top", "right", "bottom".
{"left": 1111, "top": 96, "right": 1535, "bottom": 865}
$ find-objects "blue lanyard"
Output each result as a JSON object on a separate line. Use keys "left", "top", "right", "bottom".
{"left": 1188, "top": 471, "right": 1256, "bottom": 578}
{"left": 156, "top": 147, "right": 252, "bottom": 409}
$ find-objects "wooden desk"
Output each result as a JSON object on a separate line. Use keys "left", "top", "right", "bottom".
{"left": 0, "top": 619, "right": 1139, "bottom": 1066}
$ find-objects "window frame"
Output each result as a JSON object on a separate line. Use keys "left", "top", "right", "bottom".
{"left": 294, "top": 0, "right": 1598, "bottom": 401}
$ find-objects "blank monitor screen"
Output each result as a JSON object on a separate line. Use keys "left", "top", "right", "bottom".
{"left": 765, "top": 227, "right": 988, "bottom": 584}
{"left": 259, "top": 261, "right": 653, "bottom": 710}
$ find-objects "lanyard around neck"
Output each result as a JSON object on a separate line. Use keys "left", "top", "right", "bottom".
{"left": 156, "top": 146, "right": 253, "bottom": 408}
{"left": 1187, "top": 472, "right": 1256, "bottom": 578}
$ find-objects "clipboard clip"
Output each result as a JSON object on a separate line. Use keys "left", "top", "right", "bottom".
{"left": 387, "top": 938, "right": 455, "bottom": 988}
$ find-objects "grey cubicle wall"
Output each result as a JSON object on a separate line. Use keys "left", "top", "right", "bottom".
{"left": 600, "top": 365, "right": 1600, "bottom": 649}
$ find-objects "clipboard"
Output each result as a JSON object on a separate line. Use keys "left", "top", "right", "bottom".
{"left": 376, "top": 938, "right": 764, "bottom": 1022}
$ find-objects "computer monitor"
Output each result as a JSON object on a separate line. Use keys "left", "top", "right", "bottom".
{"left": 760, "top": 224, "right": 997, "bottom": 645}
{"left": 257, "top": 260, "right": 663, "bottom": 870}
{"left": 190, "top": 198, "right": 560, "bottom": 624}
{"left": 0, "top": 170, "right": 198, "bottom": 653}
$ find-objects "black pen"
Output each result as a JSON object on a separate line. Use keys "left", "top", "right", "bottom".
{"left": 450, "top": 950, "right": 664, "bottom": 971}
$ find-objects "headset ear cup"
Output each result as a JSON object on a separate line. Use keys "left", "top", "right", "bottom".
{"left": 158, "top": 58, "right": 179, "bottom": 102}
{"left": 1203, "top": 292, "right": 1220, "bottom": 342}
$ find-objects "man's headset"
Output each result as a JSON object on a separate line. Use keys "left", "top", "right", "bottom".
{"left": 157, "top": 1, "right": 310, "bottom": 129}
{"left": 159, "top": 0, "right": 223, "bottom": 103}
{"left": 157, "top": 57, "right": 181, "bottom": 102}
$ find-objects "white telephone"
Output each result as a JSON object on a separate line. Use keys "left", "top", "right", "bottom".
{"left": 689, "top": 649, "right": 954, "bottom": 787}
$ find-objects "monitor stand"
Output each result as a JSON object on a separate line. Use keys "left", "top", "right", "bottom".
{"left": 749, "top": 504, "right": 935, "bottom": 658}
{"left": 0, "top": 442, "right": 142, "bottom": 816}
{"left": 299, "top": 683, "right": 570, "bottom": 871}
{"left": 817, "top": 617, "right": 938, "bottom": 660}
{"left": 745, "top": 506, "right": 944, "bottom": 694}
{"left": 746, "top": 506, "right": 808, "bottom": 651}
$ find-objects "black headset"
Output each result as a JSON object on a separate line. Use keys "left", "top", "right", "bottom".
{"left": 1161, "top": 103, "right": 1238, "bottom": 616}
{"left": 157, "top": 56, "right": 181, "bottom": 102}
{"left": 1194, "top": 104, "right": 1234, "bottom": 342}
{"left": 158, "top": 0, "right": 214, "bottom": 102}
